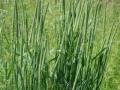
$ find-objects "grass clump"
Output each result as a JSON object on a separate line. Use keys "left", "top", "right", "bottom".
{"left": 0, "top": 0, "right": 117, "bottom": 90}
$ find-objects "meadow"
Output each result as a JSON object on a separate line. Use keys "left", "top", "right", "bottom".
{"left": 0, "top": 0, "right": 120, "bottom": 90}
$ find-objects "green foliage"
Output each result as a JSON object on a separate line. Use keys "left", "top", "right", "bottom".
{"left": 0, "top": 0, "right": 119, "bottom": 90}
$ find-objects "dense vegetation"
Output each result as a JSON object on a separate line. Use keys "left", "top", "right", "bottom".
{"left": 0, "top": 0, "right": 120, "bottom": 90}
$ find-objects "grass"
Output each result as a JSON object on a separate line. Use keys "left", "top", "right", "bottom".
{"left": 0, "top": 0, "right": 119, "bottom": 90}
